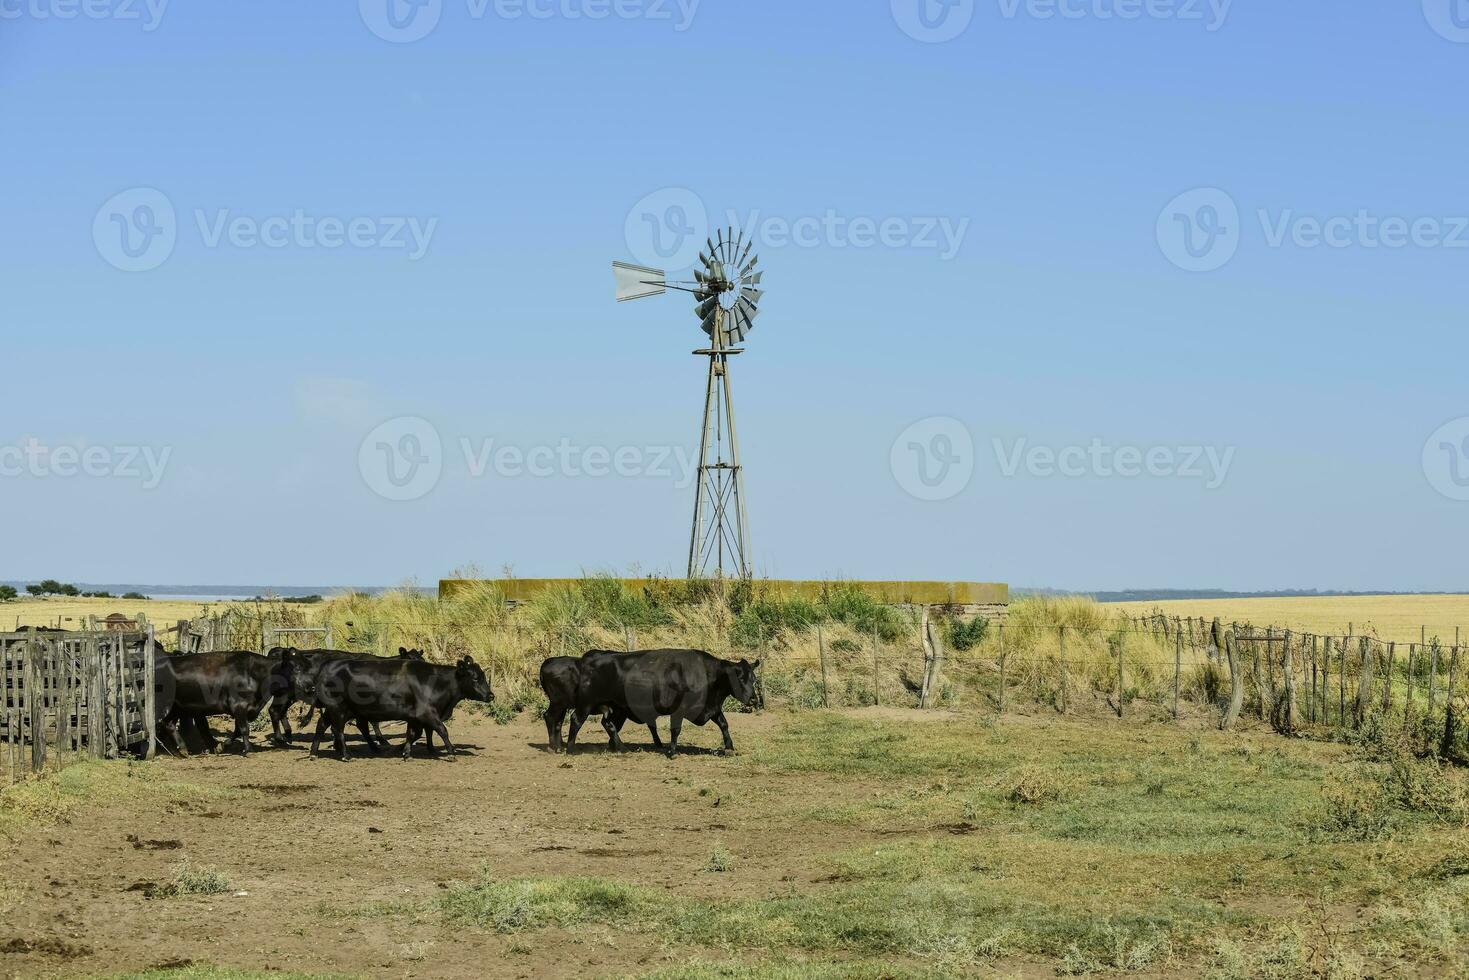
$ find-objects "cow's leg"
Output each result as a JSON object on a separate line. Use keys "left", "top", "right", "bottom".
{"left": 666, "top": 714, "right": 682, "bottom": 759}
{"left": 195, "top": 714, "right": 221, "bottom": 754}
{"left": 156, "top": 714, "right": 185, "bottom": 757}
{"left": 354, "top": 718, "right": 380, "bottom": 752}
{"left": 268, "top": 700, "right": 291, "bottom": 745}
{"left": 545, "top": 704, "right": 566, "bottom": 752}
{"left": 402, "top": 724, "right": 422, "bottom": 760}
{"left": 712, "top": 711, "right": 735, "bottom": 754}
{"left": 162, "top": 711, "right": 190, "bottom": 757}
{"left": 430, "top": 716, "right": 456, "bottom": 759}
{"left": 334, "top": 712, "right": 351, "bottom": 762}
{"left": 233, "top": 711, "right": 252, "bottom": 755}
{"left": 308, "top": 711, "right": 330, "bottom": 759}
{"left": 568, "top": 709, "right": 590, "bottom": 752}
{"left": 645, "top": 721, "right": 664, "bottom": 750}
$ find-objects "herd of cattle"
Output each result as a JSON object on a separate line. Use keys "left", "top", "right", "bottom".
{"left": 150, "top": 643, "right": 762, "bottom": 761}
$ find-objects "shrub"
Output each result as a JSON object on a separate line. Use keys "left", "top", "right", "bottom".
{"left": 158, "top": 862, "right": 232, "bottom": 897}
{"left": 1003, "top": 767, "right": 1072, "bottom": 806}
{"left": 945, "top": 615, "right": 988, "bottom": 652}
{"left": 1316, "top": 776, "right": 1396, "bottom": 841}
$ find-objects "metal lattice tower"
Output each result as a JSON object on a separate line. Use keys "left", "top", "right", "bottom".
{"left": 613, "top": 226, "right": 763, "bottom": 578}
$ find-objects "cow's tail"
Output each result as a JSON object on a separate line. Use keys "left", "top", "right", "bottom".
{"left": 297, "top": 704, "right": 316, "bottom": 728}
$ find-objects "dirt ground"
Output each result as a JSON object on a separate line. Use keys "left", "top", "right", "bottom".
{"left": 0, "top": 710, "right": 889, "bottom": 980}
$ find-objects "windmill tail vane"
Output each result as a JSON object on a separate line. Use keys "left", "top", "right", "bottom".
{"left": 612, "top": 224, "right": 763, "bottom": 578}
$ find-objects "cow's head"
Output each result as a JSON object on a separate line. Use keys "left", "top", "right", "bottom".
{"left": 456, "top": 656, "right": 494, "bottom": 703}
{"left": 398, "top": 647, "right": 426, "bottom": 661}
{"left": 726, "top": 658, "right": 760, "bottom": 707}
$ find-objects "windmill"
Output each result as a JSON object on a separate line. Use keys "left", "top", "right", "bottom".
{"left": 613, "top": 226, "right": 763, "bottom": 579}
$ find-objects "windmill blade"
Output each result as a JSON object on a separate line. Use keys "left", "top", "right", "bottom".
{"left": 740, "top": 254, "right": 759, "bottom": 276}
{"left": 700, "top": 309, "right": 717, "bottom": 337}
{"left": 726, "top": 307, "right": 751, "bottom": 344}
{"left": 612, "top": 261, "right": 667, "bottom": 302}
{"left": 697, "top": 295, "right": 719, "bottom": 320}
{"left": 739, "top": 239, "right": 754, "bottom": 266}
{"left": 736, "top": 296, "right": 759, "bottom": 326}
{"left": 739, "top": 287, "right": 764, "bottom": 308}
{"left": 742, "top": 270, "right": 763, "bottom": 288}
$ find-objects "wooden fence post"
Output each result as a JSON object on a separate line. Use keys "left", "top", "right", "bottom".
{"left": 1429, "top": 638, "right": 1440, "bottom": 716}
{"left": 1405, "top": 643, "right": 1416, "bottom": 728}
{"left": 1354, "top": 637, "right": 1375, "bottom": 729}
{"left": 1443, "top": 646, "right": 1460, "bottom": 758}
{"left": 1058, "top": 625, "right": 1069, "bottom": 714}
{"left": 817, "top": 626, "right": 830, "bottom": 709}
{"left": 871, "top": 623, "right": 880, "bottom": 707}
{"left": 1114, "top": 631, "right": 1125, "bottom": 718}
{"left": 1338, "top": 635, "right": 1347, "bottom": 726}
{"left": 26, "top": 639, "right": 45, "bottom": 771}
{"left": 997, "top": 624, "right": 1007, "bottom": 714}
{"left": 1219, "top": 621, "right": 1244, "bottom": 731}
{"left": 1280, "top": 630, "right": 1297, "bottom": 734}
{"left": 1382, "top": 642, "right": 1395, "bottom": 716}
{"left": 1173, "top": 628, "right": 1182, "bottom": 720}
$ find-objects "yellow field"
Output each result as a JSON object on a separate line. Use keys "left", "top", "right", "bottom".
{"left": 1, "top": 596, "right": 242, "bottom": 632}
{"left": 1111, "top": 594, "right": 1469, "bottom": 644}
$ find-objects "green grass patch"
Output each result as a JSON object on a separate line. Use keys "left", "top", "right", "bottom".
{"left": 0, "top": 760, "right": 224, "bottom": 838}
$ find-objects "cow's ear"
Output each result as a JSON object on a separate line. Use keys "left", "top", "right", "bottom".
{"left": 750, "top": 659, "right": 762, "bottom": 670}
{"left": 399, "top": 647, "right": 408, "bottom": 656}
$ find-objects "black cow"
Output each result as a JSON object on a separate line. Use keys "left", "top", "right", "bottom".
{"left": 153, "top": 650, "right": 296, "bottom": 755}
{"left": 268, "top": 647, "right": 425, "bottom": 749}
{"left": 306, "top": 655, "right": 493, "bottom": 761}
{"left": 539, "top": 653, "right": 628, "bottom": 753}
{"left": 574, "top": 649, "right": 759, "bottom": 758}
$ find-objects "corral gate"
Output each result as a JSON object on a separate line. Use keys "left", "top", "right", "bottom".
{"left": 1, "top": 630, "right": 156, "bottom": 778}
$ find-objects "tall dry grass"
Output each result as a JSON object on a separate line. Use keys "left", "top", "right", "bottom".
{"left": 289, "top": 581, "right": 1216, "bottom": 717}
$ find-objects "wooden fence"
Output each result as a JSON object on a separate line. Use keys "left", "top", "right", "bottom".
{"left": 1, "top": 629, "right": 156, "bottom": 781}
{"left": 1126, "top": 613, "right": 1464, "bottom": 755}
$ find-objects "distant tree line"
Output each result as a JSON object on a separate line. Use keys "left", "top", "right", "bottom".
{"left": 0, "top": 581, "right": 148, "bottom": 602}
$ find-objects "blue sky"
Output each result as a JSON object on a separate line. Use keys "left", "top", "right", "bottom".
{"left": 1, "top": 0, "right": 1465, "bottom": 591}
